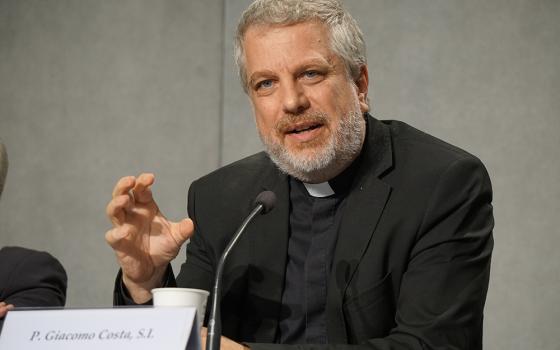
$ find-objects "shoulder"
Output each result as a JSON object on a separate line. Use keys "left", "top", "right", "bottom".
{"left": 0, "top": 246, "right": 67, "bottom": 307}
{"left": 186, "top": 151, "right": 281, "bottom": 225}
{"left": 379, "top": 119, "right": 489, "bottom": 181}
{"left": 372, "top": 119, "right": 492, "bottom": 214}
{"left": 384, "top": 119, "right": 478, "bottom": 163}
{"left": 184, "top": 152, "right": 282, "bottom": 258}
{"left": 1, "top": 246, "right": 54, "bottom": 265}
{"left": 190, "top": 151, "right": 275, "bottom": 196}
{"left": 0, "top": 246, "right": 66, "bottom": 277}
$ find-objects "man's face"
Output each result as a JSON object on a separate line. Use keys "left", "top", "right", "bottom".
{"left": 243, "top": 21, "right": 369, "bottom": 183}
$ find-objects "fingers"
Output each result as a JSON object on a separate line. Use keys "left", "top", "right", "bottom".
{"left": 112, "top": 176, "right": 135, "bottom": 198}
{"left": 110, "top": 173, "right": 154, "bottom": 203}
{"left": 108, "top": 176, "right": 135, "bottom": 226}
{"left": 131, "top": 173, "right": 155, "bottom": 204}
{"left": 106, "top": 194, "right": 132, "bottom": 226}
{"left": 0, "top": 302, "right": 14, "bottom": 319}
{"left": 107, "top": 173, "right": 155, "bottom": 226}
{"left": 105, "top": 223, "right": 135, "bottom": 248}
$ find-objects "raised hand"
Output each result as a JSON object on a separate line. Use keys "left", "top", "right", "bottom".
{"left": 105, "top": 173, "right": 194, "bottom": 303}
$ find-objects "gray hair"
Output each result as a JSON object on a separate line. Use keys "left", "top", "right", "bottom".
{"left": 0, "top": 142, "right": 7, "bottom": 198}
{"left": 235, "top": 0, "right": 367, "bottom": 92}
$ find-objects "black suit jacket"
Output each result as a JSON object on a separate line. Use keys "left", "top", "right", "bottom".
{"left": 116, "top": 115, "right": 493, "bottom": 349}
{"left": 0, "top": 246, "right": 67, "bottom": 329}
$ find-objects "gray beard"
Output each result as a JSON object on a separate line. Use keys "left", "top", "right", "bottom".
{"left": 259, "top": 110, "right": 365, "bottom": 183}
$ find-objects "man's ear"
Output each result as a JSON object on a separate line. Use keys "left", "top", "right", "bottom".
{"left": 355, "top": 65, "right": 369, "bottom": 113}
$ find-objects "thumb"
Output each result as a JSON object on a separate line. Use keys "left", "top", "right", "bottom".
{"left": 172, "top": 218, "right": 194, "bottom": 245}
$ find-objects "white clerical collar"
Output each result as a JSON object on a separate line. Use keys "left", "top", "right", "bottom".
{"left": 303, "top": 181, "right": 335, "bottom": 198}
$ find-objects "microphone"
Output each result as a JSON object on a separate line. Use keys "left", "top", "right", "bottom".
{"left": 206, "top": 191, "right": 276, "bottom": 350}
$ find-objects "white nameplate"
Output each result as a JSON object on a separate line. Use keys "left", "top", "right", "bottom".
{"left": 0, "top": 306, "right": 200, "bottom": 350}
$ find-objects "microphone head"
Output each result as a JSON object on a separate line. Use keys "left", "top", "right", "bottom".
{"left": 254, "top": 190, "right": 276, "bottom": 214}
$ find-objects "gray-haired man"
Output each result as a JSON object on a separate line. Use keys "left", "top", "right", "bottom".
{"left": 107, "top": 1, "right": 493, "bottom": 349}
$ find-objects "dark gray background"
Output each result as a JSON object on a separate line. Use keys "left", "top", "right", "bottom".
{"left": 1, "top": 1, "right": 559, "bottom": 348}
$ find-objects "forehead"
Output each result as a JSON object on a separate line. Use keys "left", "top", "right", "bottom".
{"left": 243, "top": 21, "right": 336, "bottom": 73}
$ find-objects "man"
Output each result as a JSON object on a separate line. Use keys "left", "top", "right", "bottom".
{"left": 0, "top": 142, "right": 68, "bottom": 329}
{"left": 106, "top": 0, "right": 493, "bottom": 349}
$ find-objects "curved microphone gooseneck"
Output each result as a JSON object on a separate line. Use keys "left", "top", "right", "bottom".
{"left": 206, "top": 190, "right": 276, "bottom": 350}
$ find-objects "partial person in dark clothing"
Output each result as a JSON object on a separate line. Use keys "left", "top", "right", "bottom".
{"left": 0, "top": 247, "right": 68, "bottom": 328}
{"left": 0, "top": 142, "right": 68, "bottom": 329}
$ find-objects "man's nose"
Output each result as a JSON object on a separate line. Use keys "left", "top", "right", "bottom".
{"left": 281, "top": 81, "right": 310, "bottom": 115}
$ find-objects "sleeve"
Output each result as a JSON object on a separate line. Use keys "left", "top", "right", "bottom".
{"left": 0, "top": 247, "right": 68, "bottom": 308}
{"left": 112, "top": 264, "right": 176, "bottom": 306}
{"left": 248, "top": 156, "right": 494, "bottom": 350}
{"left": 384, "top": 156, "right": 494, "bottom": 349}
{"left": 174, "top": 180, "right": 217, "bottom": 324}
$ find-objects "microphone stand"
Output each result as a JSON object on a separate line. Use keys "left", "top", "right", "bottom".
{"left": 206, "top": 203, "right": 265, "bottom": 350}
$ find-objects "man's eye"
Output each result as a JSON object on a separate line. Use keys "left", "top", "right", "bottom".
{"left": 303, "top": 71, "right": 320, "bottom": 79}
{"left": 256, "top": 80, "right": 273, "bottom": 90}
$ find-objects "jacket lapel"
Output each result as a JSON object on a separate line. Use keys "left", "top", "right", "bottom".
{"left": 326, "top": 116, "right": 394, "bottom": 343}
{"left": 247, "top": 161, "right": 290, "bottom": 342}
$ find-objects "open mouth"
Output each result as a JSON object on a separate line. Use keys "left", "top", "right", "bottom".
{"left": 285, "top": 122, "right": 323, "bottom": 135}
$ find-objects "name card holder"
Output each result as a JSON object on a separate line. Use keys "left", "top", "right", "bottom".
{"left": 0, "top": 306, "right": 200, "bottom": 350}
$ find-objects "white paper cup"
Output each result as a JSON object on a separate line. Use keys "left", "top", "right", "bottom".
{"left": 152, "top": 288, "right": 210, "bottom": 330}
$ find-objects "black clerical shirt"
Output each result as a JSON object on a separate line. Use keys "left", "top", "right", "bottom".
{"left": 277, "top": 161, "right": 358, "bottom": 344}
